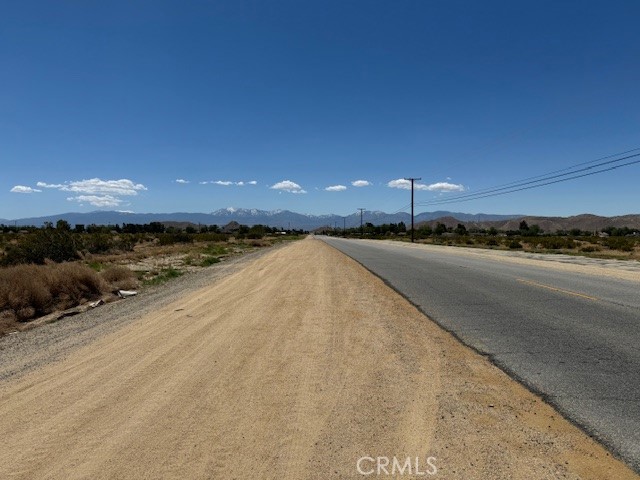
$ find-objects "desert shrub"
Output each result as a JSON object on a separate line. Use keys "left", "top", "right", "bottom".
{"left": 158, "top": 232, "right": 194, "bottom": 245}
{"left": 580, "top": 245, "right": 601, "bottom": 253}
{"left": 202, "top": 244, "right": 228, "bottom": 256}
{"left": 144, "top": 267, "right": 183, "bottom": 286}
{"left": 2, "top": 229, "right": 79, "bottom": 265}
{"left": 54, "top": 263, "right": 107, "bottom": 304}
{"left": 112, "top": 234, "right": 136, "bottom": 252}
{"left": 82, "top": 233, "right": 114, "bottom": 254}
{"left": 0, "top": 263, "right": 107, "bottom": 321}
{"left": 196, "top": 233, "right": 228, "bottom": 242}
{"left": 508, "top": 240, "right": 522, "bottom": 249}
{"left": 534, "top": 237, "right": 576, "bottom": 250}
{"left": 603, "top": 237, "right": 635, "bottom": 252}
{"left": 101, "top": 265, "right": 139, "bottom": 290}
{"left": 200, "top": 256, "right": 221, "bottom": 267}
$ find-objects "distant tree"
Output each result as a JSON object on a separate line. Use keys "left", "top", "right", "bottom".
{"left": 519, "top": 220, "right": 529, "bottom": 232}
{"left": 418, "top": 225, "right": 432, "bottom": 238}
{"left": 434, "top": 223, "right": 447, "bottom": 235}
{"left": 454, "top": 223, "right": 467, "bottom": 235}
{"left": 248, "top": 224, "right": 266, "bottom": 239}
{"left": 528, "top": 224, "right": 542, "bottom": 236}
{"left": 56, "top": 219, "right": 71, "bottom": 231}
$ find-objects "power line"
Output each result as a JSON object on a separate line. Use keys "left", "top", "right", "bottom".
{"left": 417, "top": 155, "right": 640, "bottom": 207}
{"left": 414, "top": 149, "right": 640, "bottom": 207}
{"left": 461, "top": 146, "right": 640, "bottom": 196}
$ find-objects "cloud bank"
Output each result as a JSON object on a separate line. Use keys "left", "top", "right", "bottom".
{"left": 36, "top": 178, "right": 147, "bottom": 207}
{"left": 325, "top": 185, "right": 347, "bottom": 192}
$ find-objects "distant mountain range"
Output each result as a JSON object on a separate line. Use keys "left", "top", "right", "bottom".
{"left": 1, "top": 208, "right": 519, "bottom": 231}
{"left": 1, "top": 208, "right": 638, "bottom": 232}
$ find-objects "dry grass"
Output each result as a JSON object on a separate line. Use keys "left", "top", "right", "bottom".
{"left": 0, "top": 263, "right": 107, "bottom": 323}
{"left": 100, "top": 265, "right": 139, "bottom": 291}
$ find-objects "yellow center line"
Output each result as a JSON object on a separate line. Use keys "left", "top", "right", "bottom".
{"left": 516, "top": 278, "right": 599, "bottom": 301}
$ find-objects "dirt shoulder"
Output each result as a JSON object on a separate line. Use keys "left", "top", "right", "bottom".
{"left": 0, "top": 238, "right": 636, "bottom": 479}
{"left": 0, "top": 246, "right": 279, "bottom": 383}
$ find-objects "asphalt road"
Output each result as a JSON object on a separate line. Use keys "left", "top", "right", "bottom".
{"left": 321, "top": 237, "right": 640, "bottom": 473}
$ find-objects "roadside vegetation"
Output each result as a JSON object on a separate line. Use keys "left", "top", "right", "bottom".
{"left": 0, "top": 220, "right": 304, "bottom": 333}
{"left": 321, "top": 220, "right": 640, "bottom": 260}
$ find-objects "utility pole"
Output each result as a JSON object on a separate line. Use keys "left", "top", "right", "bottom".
{"left": 404, "top": 177, "right": 421, "bottom": 243}
{"left": 358, "top": 208, "right": 366, "bottom": 237}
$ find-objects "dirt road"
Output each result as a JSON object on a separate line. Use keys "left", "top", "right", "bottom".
{"left": 0, "top": 238, "right": 636, "bottom": 479}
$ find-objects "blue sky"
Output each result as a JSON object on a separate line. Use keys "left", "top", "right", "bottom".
{"left": 2, "top": 0, "right": 639, "bottom": 219}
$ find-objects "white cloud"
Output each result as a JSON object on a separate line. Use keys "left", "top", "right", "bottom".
{"left": 37, "top": 178, "right": 146, "bottom": 196}
{"left": 270, "top": 180, "right": 306, "bottom": 194}
{"left": 351, "top": 180, "right": 371, "bottom": 187}
{"left": 425, "top": 182, "right": 465, "bottom": 192}
{"left": 387, "top": 178, "right": 465, "bottom": 192}
{"left": 175, "top": 179, "right": 189, "bottom": 184}
{"left": 211, "top": 180, "right": 257, "bottom": 186}
{"left": 325, "top": 185, "right": 347, "bottom": 192}
{"left": 36, "top": 182, "right": 63, "bottom": 189}
{"left": 10, "top": 185, "right": 41, "bottom": 193}
{"left": 36, "top": 178, "right": 146, "bottom": 209}
{"left": 387, "top": 179, "right": 415, "bottom": 190}
{"left": 67, "top": 195, "right": 123, "bottom": 207}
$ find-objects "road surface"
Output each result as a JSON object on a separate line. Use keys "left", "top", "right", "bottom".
{"left": 0, "top": 238, "right": 637, "bottom": 479}
{"left": 321, "top": 236, "right": 640, "bottom": 473}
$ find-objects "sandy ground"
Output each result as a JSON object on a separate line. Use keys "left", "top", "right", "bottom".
{"left": 0, "top": 238, "right": 636, "bottom": 479}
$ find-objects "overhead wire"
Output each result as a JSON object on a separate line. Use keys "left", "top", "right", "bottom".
{"left": 416, "top": 154, "right": 640, "bottom": 206}
{"left": 413, "top": 148, "right": 640, "bottom": 207}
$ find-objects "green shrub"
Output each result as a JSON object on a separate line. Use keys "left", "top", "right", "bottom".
{"left": 2, "top": 229, "right": 79, "bottom": 265}
{"left": 200, "top": 256, "right": 221, "bottom": 267}
{"left": 534, "top": 237, "right": 576, "bottom": 250}
{"left": 158, "top": 233, "right": 193, "bottom": 245}
{"left": 82, "top": 233, "right": 113, "bottom": 254}
{"left": 144, "top": 267, "right": 183, "bottom": 285}
{"left": 604, "top": 237, "right": 635, "bottom": 252}
{"left": 202, "top": 244, "right": 228, "bottom": 256}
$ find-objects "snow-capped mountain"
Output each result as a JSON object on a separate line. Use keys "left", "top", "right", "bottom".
{"left": 3, "top": 209, "right": 522, "bottom": 230}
